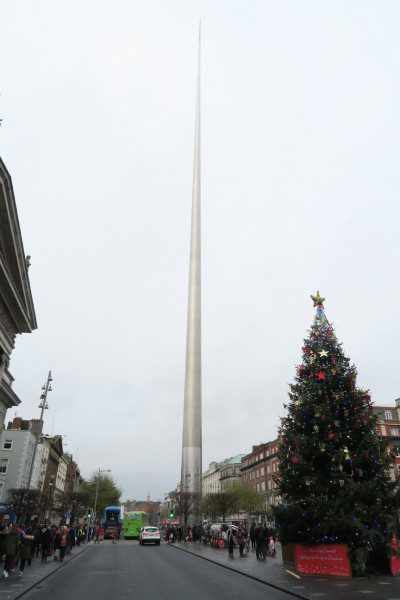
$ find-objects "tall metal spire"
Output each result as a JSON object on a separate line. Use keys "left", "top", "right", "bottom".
{"left": 181, "top": 22, "right": 202, "bottom": 515}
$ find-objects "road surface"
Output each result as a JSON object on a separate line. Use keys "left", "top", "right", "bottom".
{"left": 21, "top": 540, "right": 293, "bottom": 600}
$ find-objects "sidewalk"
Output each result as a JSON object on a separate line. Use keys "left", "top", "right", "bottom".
{"left": 170, "top": 541, "right": 400, "bottom": 600}
{"left": 0, "top": 543, "right": 93, "bottom": 600}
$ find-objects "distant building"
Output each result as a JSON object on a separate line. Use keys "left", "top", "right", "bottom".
{"left": 41, "top": 435, "right": 63, "bottom": 521}
{"left": 121, "top": 497, "right": 162, "bottom": 526}
{"left": 0, "top": 159, "right": 37, "bottom": 428}
{"left": 0, "top": 417, "right": 42, "bottom": 501}
{"left": 202, "top": 461, "right": 220, "bottom": 495}
{"left": 372, "top": 399, "right": 400, "bottom": 480}
{"left": 219, "top": 455, "right": 246, "bottom": 491}
{"left": 240, "top": 440, "right": 280, "bottom": 515}
{"left": 202, "top": 455, "right": 246, "bottom": 496}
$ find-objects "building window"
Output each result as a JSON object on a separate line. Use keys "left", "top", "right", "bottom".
{"left": 267, "top": 465, "right": 271, "bottom": 474}
{"left": 385, "top": 411, "right": 393, "bottom": 420}
{"left": 391, "top": 428, "right": 399, "bottom": 437}
{"left": 260, "top": 467, "right": 265, "bottom": 476}
{"left": 3, "top": 440, "right": 12, "bottom": 450}
{"left": 0, "top": 482, "right": 4, "bottom": 500}
{"left": 261, "top": 481, "right": 266, "bottom": 492}
{"left": 0, "top": 458, "right": 8, "bottom": 474}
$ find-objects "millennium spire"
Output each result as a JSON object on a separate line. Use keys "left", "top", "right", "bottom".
{"left": 181, "top": 23, "right": 202, "bottom": 512}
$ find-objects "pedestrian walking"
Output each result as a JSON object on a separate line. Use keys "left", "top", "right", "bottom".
{"left": 55, "top": 526, "right": 68, "bottom": 561}
{"left": 177, "top": 526, "right": 183, "bottom": 543}
{"left": 3, "top": 524, "right": 20, "bottom": 578}
{"left": 40, "top": 525, "right": 52, "bottom": 562}
{"left": 0, "top": 525, "right": 7, "bottom": 562}
{"left": 33, "top": 524, "right": 41, "bottom": 558}
{"left": 237, "top": 525, "right": 247, "bottom": 558}
{"left": 258, "top": 522, "right": 268, "bottom": 560}
{"left": 19, "top": 530, "right": 34, "bottom": 577}
{"left": 255, "top": 523, "right": 261, "bottom": 559}
{"left": 250, "top": 523, "right": 257, "bottom": 549}
{"left": 227, "top": 526, "right": 237, "bottom": 558}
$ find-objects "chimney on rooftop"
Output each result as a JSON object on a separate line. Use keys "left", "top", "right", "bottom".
{"left": 9, "top": 417, "right": 23, "bottom": 430}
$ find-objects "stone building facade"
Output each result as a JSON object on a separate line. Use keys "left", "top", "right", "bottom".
{"left": 0, "top": 159, "right": 37, "bottom": 428}
{"left": 0, "top": 417, "right": 42, "bottom": 501}
{"left": 202, "top": 455, "right": 246, "bottom": 496}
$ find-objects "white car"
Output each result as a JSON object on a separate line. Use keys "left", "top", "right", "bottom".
{"left": 139, "top": 526, "right": 161, "bottom": 546}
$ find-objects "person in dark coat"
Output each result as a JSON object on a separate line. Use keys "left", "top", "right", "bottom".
{"left": 257, "top": 522, "right": 268, "bottom": 560}
{"left": 0, "top": 526, "right": 7, "bottom": 561}
{"left": 40, "top": 526, "right": 52, "bottom": 562}
{"left": 237, "top": 525, "right": 247, "bottom": 558}
{"left": 249, "top": 523, "right": 257, "bottom": 549}
{"left": 19, "top": 531, "right": 34, "bottom": 576}
{"left": 255, "top": 523, "right": 260, "bottom": 558}
{"left": 33, "top": 525, "right": 41, "bottom": 558}
{"left": 227, "top": 526, "right": 237, "bottom": 557}
{"left": 3, "top": 524, "right": 20, "bottom": 577}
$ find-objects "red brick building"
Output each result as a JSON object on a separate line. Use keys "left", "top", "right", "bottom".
{"left": 240, "top": 439, "right": 280, "bottom": 515}
{"left": 372, "top": 399, "right": 400, "bottom": 480}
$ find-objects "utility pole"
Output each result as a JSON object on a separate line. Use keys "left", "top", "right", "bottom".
{"left": 27, "top": 371, "right": 53, "bottom": 490}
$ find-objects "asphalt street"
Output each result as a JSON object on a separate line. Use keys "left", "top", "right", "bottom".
{"left": 21, "top": 540, "right": 292, "bottom": 600}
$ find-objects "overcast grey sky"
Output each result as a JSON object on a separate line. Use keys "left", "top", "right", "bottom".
{"left": 1, "top": 1, "right": 399, "bottom": 501}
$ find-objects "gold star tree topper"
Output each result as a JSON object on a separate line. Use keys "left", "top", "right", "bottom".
{"left": 311, "top": 291, "right": 325, "bottom": 307}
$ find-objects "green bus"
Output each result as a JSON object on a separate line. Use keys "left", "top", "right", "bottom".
{"left": 123, "top": 510, "right": 150, "bottom": 539}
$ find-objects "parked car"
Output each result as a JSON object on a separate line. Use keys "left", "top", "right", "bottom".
{"left": 139, "top": 526, "right": 161, "bottom": 546}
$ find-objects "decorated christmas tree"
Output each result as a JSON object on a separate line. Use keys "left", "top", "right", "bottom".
{"left": 274, "top": 293, "right": 400, "bottom": 576}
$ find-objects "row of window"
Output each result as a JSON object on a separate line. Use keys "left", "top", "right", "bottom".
{"left": 254, "top": 479, "right": 275, "bottom": 493}
{"left": 242, "top": 446, "right": 277, "bottom": 468}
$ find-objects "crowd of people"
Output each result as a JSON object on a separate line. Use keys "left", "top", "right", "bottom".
{"left": 163, "top": 521, "right": 276, "bottom": 560}
{"left": 224, "top": 522, "right": 276, "bottom": 559}
{"left": 0, "top": 522, "right": 106, "bottom": 579}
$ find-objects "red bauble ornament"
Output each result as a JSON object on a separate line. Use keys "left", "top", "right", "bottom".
{"left": 292, "top": 457, "right": 299, "bottom": 463}
{"left": 364, "top": 452, "right": 369, "bottom": 458}
{"left": 317, "top": 371, "right": 325, "bottom": 380}
{"left": 328, "top": 433, "right": 335, "bottom": 439}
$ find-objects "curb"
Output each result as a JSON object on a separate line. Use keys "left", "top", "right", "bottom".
{"left": 169, "top": 543, "right": 308, "bottom": 600}
{"left": 13, "top": 543, "right": 93, "bottom": 599}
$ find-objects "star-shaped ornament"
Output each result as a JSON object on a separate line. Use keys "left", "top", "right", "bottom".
{"left": 317, "top": 371, "right": 325, "bottom": 380}
{"left": 319, "top": 350, "right": 329, "bottom": 357}
{"left": 310, "top": 355, "right": 316, "bottom": 363}
{"left": 311, "top": 291, "right": 325, "bottom": 307}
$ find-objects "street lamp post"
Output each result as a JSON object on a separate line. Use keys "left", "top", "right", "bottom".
{"left": 27, "top": 371, "right": 53, "bottom": 490}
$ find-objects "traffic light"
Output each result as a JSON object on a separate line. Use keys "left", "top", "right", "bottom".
{"left": 87, "top": 513, "right": 92, "bottom": 519}
{"left": 169, "top": 512, "right": 174, "bottom": 518}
